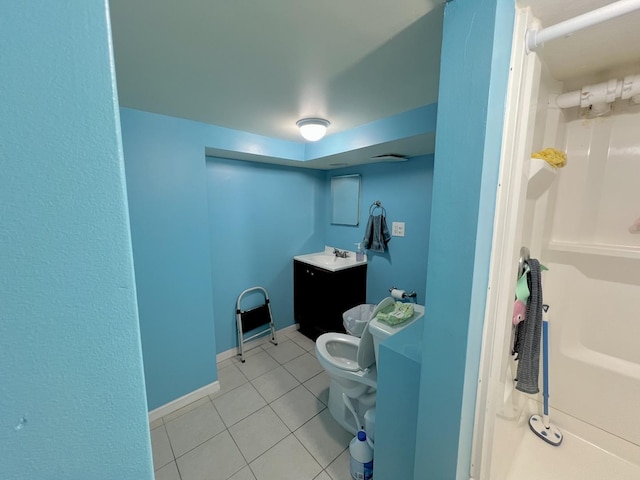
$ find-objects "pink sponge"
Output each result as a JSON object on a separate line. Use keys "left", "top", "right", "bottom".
{"left": 512, "top": 300, "right": 526, "bottom": 326}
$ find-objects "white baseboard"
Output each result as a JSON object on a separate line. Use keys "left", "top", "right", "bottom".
{"left": 148, "top": 324, "right": 299, "bottom": 423}
{"left": 149, "top": 380, "right": 220, "bottom": 423}
{"left": 215, "top": 323, "right": 299, "bottom": 363}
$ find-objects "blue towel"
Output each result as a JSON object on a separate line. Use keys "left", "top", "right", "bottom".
{"left": 362, "top": 214, "right": 391, "bottom": 253}
{"left": 514, "top": 258, "right": 542, "bottom": 394}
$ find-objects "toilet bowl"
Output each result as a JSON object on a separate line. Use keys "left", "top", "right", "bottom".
{"left": 315, "top": 297, "right": 425, "bottom": 435}
{"left": 315, "top": 330, "right": 377, "bottom": 435}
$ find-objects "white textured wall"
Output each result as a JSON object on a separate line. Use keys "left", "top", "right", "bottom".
{"left": 544, "top": 100, "right": 640, "bottom": 445}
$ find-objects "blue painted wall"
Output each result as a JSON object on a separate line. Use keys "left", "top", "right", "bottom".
{"left": 306, "top": 104, "right": 438, "bottom": 161}
{"left": 326, "top": 157, "right": 434, "bottom": 304}
{"left": 205, "top": 158, "right": 326, "bottom": 353}
{"left": 0, "top": 2, "right": 152, "bottom": 479}
{"left": 206, "top": 156, "right": 433, "bottom": 354}
{"left": 375, "top": 318, "right": 424, "bottom": 480}
{"left": 120, "top": 109, "right": 218, "bottom": 410}
{"left": 414, "top": 0, "right": 514, "bottom": 478}
{"left": 121, "top": 108, "right": 436, "bottom": 401}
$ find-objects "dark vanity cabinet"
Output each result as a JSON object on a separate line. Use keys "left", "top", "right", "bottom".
{"left": 294, "top": 260, "right": 367, "bottom": 340}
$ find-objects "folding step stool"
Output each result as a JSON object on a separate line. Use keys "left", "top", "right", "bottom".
{"left": 236, "top": 286, "right": 278, "bottom": 362}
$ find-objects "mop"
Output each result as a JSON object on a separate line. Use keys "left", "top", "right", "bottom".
{"left": 528, "top": 304, "right": 563, "bottom": 446}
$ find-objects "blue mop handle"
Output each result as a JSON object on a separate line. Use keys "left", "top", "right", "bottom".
{"left": 542, "top": 305, "right": 550, "bottom": 418}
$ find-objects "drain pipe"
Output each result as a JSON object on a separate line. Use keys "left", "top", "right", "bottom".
{"left": 556, "top": 74, "right": 640, "bottom": 109}
{"left": 526, "top": 0, "right": 640, "bottom": 53}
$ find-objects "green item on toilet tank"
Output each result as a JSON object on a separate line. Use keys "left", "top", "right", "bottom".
{"left": 375, "top": 302, "right": 415, "bottom": 326}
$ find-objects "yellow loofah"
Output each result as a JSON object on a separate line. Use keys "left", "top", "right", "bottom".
{"left": 532, "top": 148, "right": 567, "bottom": 168}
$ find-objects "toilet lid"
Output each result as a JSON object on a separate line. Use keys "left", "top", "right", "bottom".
{"left": 357, "top": 296, "right": 394, "bottom": 370}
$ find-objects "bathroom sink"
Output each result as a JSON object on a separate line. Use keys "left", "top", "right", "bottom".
{"left": 308, "top": 255, "right": 352, "bottom": 267}
{"left": 294, "top": 247, "right": 367, "bottom": 272}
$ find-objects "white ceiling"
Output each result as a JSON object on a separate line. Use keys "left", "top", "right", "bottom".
{"left": 109, "top": 0, "right": 444, "bottom": 144}
{"left": 520, "top": 0, "right": 640, "bottom": 84}
{"left": 109, "top": 0, "right": 640, "bottom": 166}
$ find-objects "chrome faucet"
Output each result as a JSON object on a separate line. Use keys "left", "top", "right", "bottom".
{"left": 333, "top": 248, "right": 349, "bottom": 258}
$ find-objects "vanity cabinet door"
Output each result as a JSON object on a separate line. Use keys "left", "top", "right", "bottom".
{"left": 294, "top": 260, "right": 367, "bottom": 340}
{"left": 294, "top": 262, "right": 330, "bottom": 327}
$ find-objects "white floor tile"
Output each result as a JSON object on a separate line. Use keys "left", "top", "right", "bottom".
{"left": 176, "top": 430, "right": 246, "bottom": 480}
{"left": 213, "top": 363, "right": 249, "bottom": 397}
{"left": 151, "top": 424, "right": 174, "bottom": 471}
{"left": 294, "top": 409, "right": 352, "bottom": 468}
{"left": 229, "top": 406, "right": 290, "bottom": 462}
{"left": 250, "top": 434, "right": 322, "bottom": 480}
{"left": 264, "top": 339, "right": 306, "bottom": 364}
{"left": 325, "top": 448, "right": 350, "bottom": 480}
{"left": 165, "top": 400, "right": 226, "bottom": 457}
{"left": 229, "top": 466, "right": 256, "bottom": 480}
{"left": 217, "top": 357, "right": 235, "bottom": 370}
{"left": 238, "top": 344, "right": 265, "bottom": 359}
{"left": 212, "top": 382, "right": 267, "bottom": 427}
{"left": 150, "top": 417, "right": 164, "bottom": 430}
{"left": 251, "top": 366, "right": 300, "bottom": 403}
{"left": 155, "top": 461, "right": 181, "bottom": 480}
{"left": 287, "top": 332, "right": 317, "bottom": 352}
{"left": 163, "top": 396, "right": 211, "bottom": 423}
{"left": 220, "top": 346, "right": 264, "bottom": 369}
{"left": 270, "top": 385, "right": 325, "bottom": 431}
{"left": 235, "top": 350, "right": 280, "bottom": 380}
{"left": 283, "top": 353, "right": 324, "bottom": 383}
{"left": 303, "top": 372, "right": 330, "bottom": 405}
{"left": 260, "top": 338, "right": 277, "bottom": 350}
{"left": 313, "top": 472, "right": 332, "bottom": 480}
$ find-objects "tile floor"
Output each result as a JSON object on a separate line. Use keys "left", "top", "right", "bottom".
{"left": 150, "top": 329, "right": 354, "bottom": 480}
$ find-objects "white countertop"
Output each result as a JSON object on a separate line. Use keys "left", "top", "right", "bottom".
{"left": 294, "top": 246, "right": 367, "bottom": 272}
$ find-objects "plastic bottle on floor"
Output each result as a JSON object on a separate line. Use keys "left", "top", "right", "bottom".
{"left": 349, "top": 430, "right": 373, "bottom": 480}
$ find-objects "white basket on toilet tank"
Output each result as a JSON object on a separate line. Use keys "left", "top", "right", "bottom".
{"left": 315, "top": 297, "right": 425, "bottom": 435}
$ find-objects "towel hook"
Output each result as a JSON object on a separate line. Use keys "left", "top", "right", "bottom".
{"left": 518, "top": 246, "right": 530, "bottom": 279}
{"left": 369, "top": 200, "right": 386, "bottom": 216}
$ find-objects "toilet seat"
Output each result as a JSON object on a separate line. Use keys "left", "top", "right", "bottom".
{"left": 315, "top": 297, "right": 395, "bottom": 389}
{"left": 315, "top": 333, "right": 377, "bottom": 388}
{"left": 315, "top": 333, "right": 361, "bottom": 371}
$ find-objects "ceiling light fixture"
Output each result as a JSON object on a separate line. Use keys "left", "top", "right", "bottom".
{"left": 296, "top": 118, "right": 330, "bottom": 142}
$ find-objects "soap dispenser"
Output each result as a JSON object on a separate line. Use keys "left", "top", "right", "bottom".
{"left": 355, "top": 243, "right": 365, "bottom": 261}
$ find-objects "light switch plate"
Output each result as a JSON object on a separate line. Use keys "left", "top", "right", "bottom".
{"left": 392, "top": 222, "right": 405, "bottom": 237}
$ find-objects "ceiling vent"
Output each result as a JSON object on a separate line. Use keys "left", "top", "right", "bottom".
{"left": 370, "top": 154, "right": 408, "bottom": 162}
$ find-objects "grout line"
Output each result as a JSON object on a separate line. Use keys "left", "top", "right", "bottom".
{"left": 159, "top": 338, "right": 330, "bottom": 480}
{"left": 245, "top": 431, "right": 322, "bottom": 472}
{"left": 225, "top": 416, "right": 252, "bottom": 474}
{"left": 247, "top": 461, "right": 259, "bottom": 480}
{"left": 174, "top": 459, "right": 184, "bottom": 480}
{"left": 300, "top": 380, "right": 328, "bottom": 407}
{"left": 209, "top": 370, "right": 250, "bottom": 401}
{"left": 162, "top": 396, "right": 232, "bottom": 464}
{"left": 160, "top": 421, "right": 179, "bottom": 473}
{"left": 267, "top": 400, "right": 295, "bottom": 435}
{"left": 217, "top": 383, "right": 268, "bottom": 429}
{"left": 291, "top": 409, "right": 337, "bottom": 470}
{"left": 250, "top": 374, "right": 301, "bottom": 406}
{"left": 170, "top": 428, "right": 230, "bottom": 463}
{"left": 261, "top": 343, "right": 308, "bottom": 365}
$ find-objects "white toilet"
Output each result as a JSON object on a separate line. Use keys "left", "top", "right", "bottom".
{"left": 315, "top": 297, "right": 425, "bottom": 435}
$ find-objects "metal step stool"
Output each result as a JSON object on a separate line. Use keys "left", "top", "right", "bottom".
{"left": 236, "top": 286, "right": 278, "bottom": 362}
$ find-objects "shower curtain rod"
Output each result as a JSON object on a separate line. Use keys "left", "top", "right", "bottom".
{"left": 526, "top": 0, "right": 640, "bottom": 53}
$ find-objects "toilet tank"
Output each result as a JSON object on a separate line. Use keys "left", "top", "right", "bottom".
{"left": 368, "top": 304, "right": 425, "bottom": 364}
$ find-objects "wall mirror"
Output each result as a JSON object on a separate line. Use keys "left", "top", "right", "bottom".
{"left": 331, "top": 174, "right": 361, "bottom": 226}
